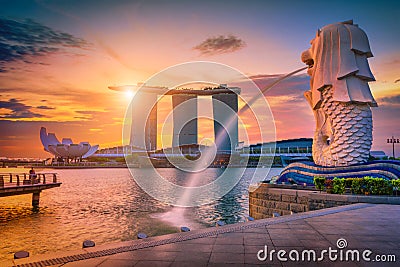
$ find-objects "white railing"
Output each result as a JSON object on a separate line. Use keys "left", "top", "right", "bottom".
{"left": 0, "top": 172, "right": 59, "bottom": 188}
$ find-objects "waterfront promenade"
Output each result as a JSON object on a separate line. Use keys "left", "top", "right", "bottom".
{"left": 6, "top": 203, "right": 400, "bottom": 267}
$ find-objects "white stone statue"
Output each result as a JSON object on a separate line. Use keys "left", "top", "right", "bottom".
{"left": 301, "top": 20, "right": 377, "bottom": 167}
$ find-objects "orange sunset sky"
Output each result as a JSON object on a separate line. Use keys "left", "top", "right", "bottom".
{"left": 0, "top": 0, "right": 399, "bottom": 158}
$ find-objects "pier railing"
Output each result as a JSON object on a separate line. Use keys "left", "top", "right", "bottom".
{"left": 0, "top": 172, "right": 59, "bottom": 188}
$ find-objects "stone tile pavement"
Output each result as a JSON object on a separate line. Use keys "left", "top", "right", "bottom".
{"left": 6, "top": 203, "right": 400, "bottom": 267}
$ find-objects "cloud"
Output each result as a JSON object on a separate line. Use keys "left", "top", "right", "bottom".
{"left": 0, "top": 98, "right": 44, "bottom": 118}
{"left": 0, "top": 85, "right": 95, "bottom": 104}
{"left": 74, "top": 110, "right": 107, "bottom": 121}
{"left": 193, "top": 35, "right": 246, "bottom": 55}
{"left": 378, "top": 94, "right": 400, "bottom": 106}
{"left": 36, "top": 105, "right": 55, "bottom": 110}
{"left": 0, "top": 18, "right": 89, "bottom": 72}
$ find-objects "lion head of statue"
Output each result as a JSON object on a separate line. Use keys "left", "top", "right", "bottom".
{"left": 301, "top": 20, "right": 377, "bottom": 110}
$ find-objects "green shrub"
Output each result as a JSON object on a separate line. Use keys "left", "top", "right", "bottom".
{"left": 363, "top": 177, "right": 374, "bottom": 194}
{"left": 349, "top": 178, "right": 363, "bottom": 194}
{"left": 392, "top": 179, "right": 400, "bottom": 189}
{"left": 115, "top": 157, "right": 126, "bottom": 163}
{"left": 363, "top": 176, "right": 392, "bottom": 195}
{"left": 184, "top": 155, "right": 198, "bottom": 160}
{"left": 314, "top": 177, "right": 326, "bottom": 191}
{"left": 332, "top": 178, "right": 345, "bottom": 194}
{"left": 382, "top": 180, "right": 393, "bottom": 195}
{"left": 314, "top": 176, "right": 394, "bottom": 195}
{"left": 325, "top": 179, "right": 333, "bottom": 191}
{"left": 344, "top": 178, "right": 353, "bottom": 189}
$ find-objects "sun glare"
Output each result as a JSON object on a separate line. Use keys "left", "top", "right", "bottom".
{"left": 124, "top": 90, "right": 134, "bottom": 100}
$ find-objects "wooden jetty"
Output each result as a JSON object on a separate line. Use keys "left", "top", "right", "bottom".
{"left": 0, "top": 172, "right": 61, "bottom": 207}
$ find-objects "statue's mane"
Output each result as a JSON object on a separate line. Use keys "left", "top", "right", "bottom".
{"left": 312, "top": 20, "right": 377, "bottom": 107}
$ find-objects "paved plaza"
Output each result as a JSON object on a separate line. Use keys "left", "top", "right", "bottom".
{"left": 8, "top": 203, "right": 400, "bottom": 267}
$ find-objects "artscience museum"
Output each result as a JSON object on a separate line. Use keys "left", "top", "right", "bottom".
{"left": 40, "top": 127, "right": 99, "bottom": 162}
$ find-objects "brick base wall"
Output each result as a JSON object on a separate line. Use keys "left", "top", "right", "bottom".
{"left": 249, "top": 183, "right": 400, "bottom": 219}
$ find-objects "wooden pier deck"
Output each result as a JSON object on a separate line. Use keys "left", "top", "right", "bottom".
{"left": 0, "top": 172, "right": 61, "bottom": 207}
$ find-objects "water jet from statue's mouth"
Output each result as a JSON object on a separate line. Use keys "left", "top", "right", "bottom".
{"left": 239, "top": 66, "right": 308, "bottom": 115}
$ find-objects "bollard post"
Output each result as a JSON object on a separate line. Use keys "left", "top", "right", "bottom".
{"left": 180, "top": 226, "right": 190, "bottom": 232}
{"left": 246, "top": 216, "right": 255, "bottom": 222}
{"left": 16, "top": 175, "right": 20, "bottom": 186}
{"left": 216, "top": 220, "right": 225, "bottom": 227}
{"left": 83, "top": 240, "right": 95, "bottom": 248}
{"left": 14, "top": 251, "right": 29, "bottom": 259}
{"left": 272, "top": 212, "right": 280, "bottom": 218}
{"left": 0, "top": 175, "right": 4, "bottom": 187}
{"left": 137, "top": 233, "right": 147, "bottom": 239}
{"left": 53, "top": 174, "right": 57, "bottom": 183}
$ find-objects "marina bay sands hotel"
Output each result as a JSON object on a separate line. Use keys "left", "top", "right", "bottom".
{"left": 110, "top": 84, "right": 241, "bottom": 153}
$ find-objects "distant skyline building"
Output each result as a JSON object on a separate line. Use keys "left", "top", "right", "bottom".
{"left": 212, "top": 93, "right": 239, "bottom": 152}
{"left": 39, "top": 127, "right": 99, "bottom": 161}
{"left": 130, "top": 91, "right": 158, "bottom": 151}
{"left": 111, "top": 84, "right": 241, "bottom": 153}
{"left": 172, "top": 95, "right": 198, "bottom": 147}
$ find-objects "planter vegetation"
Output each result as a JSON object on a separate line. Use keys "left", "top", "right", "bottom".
{"left": 313, "top": 176, "right": 399, "bottom": 196}
{"left": 332, "top": 178, "right": 345, "bottom": 194}
{"left": 313, "top": 177, "right": 325, "bottom": 192}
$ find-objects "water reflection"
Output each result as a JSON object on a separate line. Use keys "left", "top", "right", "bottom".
{"left": 0, "top": 167, "right": 280, "bottom": 261}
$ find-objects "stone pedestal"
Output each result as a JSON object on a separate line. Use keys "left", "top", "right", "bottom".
{"left": 249, "top": 183, "right": 400, "bottom": 219}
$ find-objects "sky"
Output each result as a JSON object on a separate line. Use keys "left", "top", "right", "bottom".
{"left": 0, "top": 0, "right": 399, "bottom": 158}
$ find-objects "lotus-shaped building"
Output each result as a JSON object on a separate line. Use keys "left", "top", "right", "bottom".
{"left": 40, "top": 127, "right": 99, "bottom": 161}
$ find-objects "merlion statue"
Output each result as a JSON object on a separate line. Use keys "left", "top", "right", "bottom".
{"left": 301, "top": 20, "right": 377, "bottom": 167}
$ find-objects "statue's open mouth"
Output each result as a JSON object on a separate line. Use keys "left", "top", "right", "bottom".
{"left": 301, "top": 50, "right": 314, "bottom": 70}
{"left": 305, "top": 58, "right": 314, "bottom": 69}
